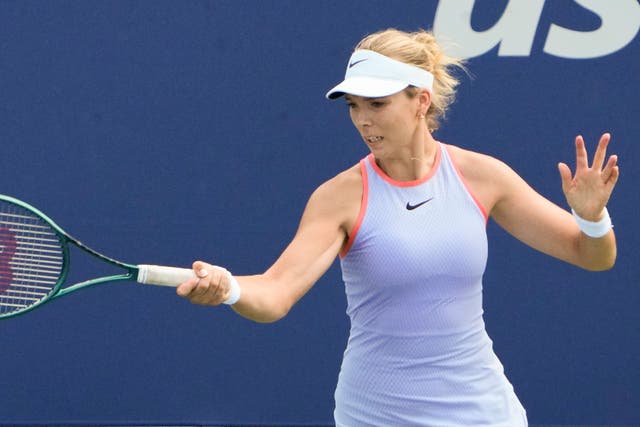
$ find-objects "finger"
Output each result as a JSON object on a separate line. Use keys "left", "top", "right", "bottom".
{"left": 557, "top": 162, "right": 573, "bottom": 193}
{"left": 575, "top": 135, "right": 588, "bottom": 170}
{"left": 601, "top": 154, "right": 618, "bottom": 182}
{"left": 192, "top": 268, "right": 212, "bottom": 296}
{"left": 176, "top": 277, "right": 198, "bottom": 297}
{"left": 208, "top": 266, "right": 231, "bottom": 301}
{"left": 605, "top": 165, "right": 620, "bottom": 190}
{"left": 188, "top": 261, "right": 211, "bottom": 295}
{"left": 193, "top": 260, "right": 211, "bottom": 273}
{"left": 189, "top": 280, "right": 211, "bottom": 304}
{"left": 591, "top": 132, "right": 611, "bottom": 171}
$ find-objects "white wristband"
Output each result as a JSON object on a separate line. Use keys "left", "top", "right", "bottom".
{"left": 572, "top": 207, "right": 612, "bottom": 238}
{"left": 223, "top": 274, "right": 241, "bottom": 305}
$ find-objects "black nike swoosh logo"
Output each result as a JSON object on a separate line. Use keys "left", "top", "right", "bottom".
{"left": 406, "top": 197, "right": 434, "bottom": 210}
{"left": 348, "top": 58, "right": 368, "bottom": 68}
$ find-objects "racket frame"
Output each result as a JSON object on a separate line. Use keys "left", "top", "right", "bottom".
{"left": 0, "top": 195, "right": 140, "bottom": 318}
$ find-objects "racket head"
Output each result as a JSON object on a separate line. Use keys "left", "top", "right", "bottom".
{"left": 0, "top": 195, "right": 69, "bottom": 318}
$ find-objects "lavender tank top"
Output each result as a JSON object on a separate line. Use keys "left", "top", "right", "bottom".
{"left": 335, "top": 143, "right": 527, "bottom": 426}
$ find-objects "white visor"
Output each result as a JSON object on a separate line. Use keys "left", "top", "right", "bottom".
{"left": 326, "top": 49, "right": 434, "bottom": 99}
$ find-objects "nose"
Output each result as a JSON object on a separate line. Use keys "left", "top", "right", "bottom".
{"left": 352, "top": 109, "right": 371, "bottom": 127}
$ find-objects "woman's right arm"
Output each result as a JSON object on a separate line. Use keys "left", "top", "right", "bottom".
{"left": 176, "top": 167, "right": 362, "bottom": 323}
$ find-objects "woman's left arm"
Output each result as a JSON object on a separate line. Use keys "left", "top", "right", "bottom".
{"left": 489, "top": 133, "right": 619, "bottom": 271}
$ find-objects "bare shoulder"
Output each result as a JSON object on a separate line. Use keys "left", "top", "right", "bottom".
{"left": 445, "top": 144, "right": 512, "bottom": 179}
{"left": 444, "top": 144, "right": 523, "bottom": 214}
{"left": 304, "top": 163, "right": 363, "bottom": 232}
{"left": 316, "top": 164, "right": 362, "bottom": 197}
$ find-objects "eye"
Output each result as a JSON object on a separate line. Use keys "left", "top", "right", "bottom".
{"left": 369, "top": 100, "right": 387, "bottom": 108}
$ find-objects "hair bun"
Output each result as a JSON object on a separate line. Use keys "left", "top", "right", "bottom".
{"left": 355, "top": 28, "right": 466, "bottom": 132}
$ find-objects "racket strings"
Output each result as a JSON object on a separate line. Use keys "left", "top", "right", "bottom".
{"left": 0, "top": 204, "right": 64, "bottom": 314}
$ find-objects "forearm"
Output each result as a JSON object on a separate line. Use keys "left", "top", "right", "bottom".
{"left": 570, "top": 206, "right": 617, "bottom": 271}
{"left": 574, "top": 229, "right": 617, "bottom": 271}
{"left": 231, "top": 275, "right": 295, "bottom": 323}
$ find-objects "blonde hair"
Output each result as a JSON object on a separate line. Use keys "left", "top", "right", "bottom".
{"left": 354, "top": 28, "right": 465, "bottom": 131}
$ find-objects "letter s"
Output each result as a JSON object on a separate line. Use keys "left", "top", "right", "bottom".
{"left": 544, "top": 0, "right": 640, "bottom": 59}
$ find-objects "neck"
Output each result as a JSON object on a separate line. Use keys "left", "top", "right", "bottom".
{"left": 375, "top": 131, "right": 438, "bottom": 182}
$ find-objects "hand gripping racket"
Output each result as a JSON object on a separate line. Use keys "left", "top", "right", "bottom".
{"left": 0, "top": 194, "right": 196, "bottom": 319}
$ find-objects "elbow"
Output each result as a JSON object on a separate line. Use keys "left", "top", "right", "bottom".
{"left": 575, "top": 234, "right": 617, "bottom": 272}
{"left": 230, "top": 275, "right": 302, "bottom": 323}
{"left": 252, "top": 305, "right": 291, "bottom": 324}
{"left": 232, "top": 298, "right": 293, "bottom": 324}
{"left": 581, "top": 252, "right": 617, "bottom": 272}
{"left": 257, "top": 295, "right": 295, "bottom": 323}
{"left": 583, "top": 264, "right": 612, "bottom": 272}
{"left": 587, "top": 260, "right": 616, "bottom": 272}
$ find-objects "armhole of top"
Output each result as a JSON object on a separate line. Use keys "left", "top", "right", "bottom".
{"left": 339, "top": 159, "right": 369, "bottom": 259}
{"left": 443, "top": 144, "right": 489, "bottom": 223}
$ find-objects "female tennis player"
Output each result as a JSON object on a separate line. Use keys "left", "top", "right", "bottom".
{"left": 176, "top": 28, "right": 619, "bottom": 426}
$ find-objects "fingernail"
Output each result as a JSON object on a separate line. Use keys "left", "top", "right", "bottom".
{"left": 198, "top": 269, "right": 209, "bottom": 278}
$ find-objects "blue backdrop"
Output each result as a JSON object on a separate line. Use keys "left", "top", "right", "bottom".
{"left": 1, "top": 1, "right": 638, "bottom": 426}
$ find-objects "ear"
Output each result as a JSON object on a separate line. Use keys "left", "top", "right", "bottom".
{"left": 418, "top": 88, "right": 431, "bottom": 112}
{"left": 413, "top": 88, "right": 431, "bottom": 119}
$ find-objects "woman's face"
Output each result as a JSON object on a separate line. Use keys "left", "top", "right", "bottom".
{"left": 345, "top": 90, "right": 428, "bottom": 159}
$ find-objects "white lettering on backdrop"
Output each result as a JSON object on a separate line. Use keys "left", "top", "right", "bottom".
{"left": 433, "top": 0, "right": 640, "bottom": 59}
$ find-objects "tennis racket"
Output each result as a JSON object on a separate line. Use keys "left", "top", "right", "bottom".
{"left": 0, "top": 194, "right": 196, "bottom": 319}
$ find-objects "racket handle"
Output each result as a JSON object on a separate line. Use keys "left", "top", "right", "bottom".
{"left": 137, "top": 264, "right": 196, "bottom": 287}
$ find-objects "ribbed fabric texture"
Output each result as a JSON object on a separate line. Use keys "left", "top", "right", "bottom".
{"left": 335, "top": 144, "right": 527, "bottom": 426}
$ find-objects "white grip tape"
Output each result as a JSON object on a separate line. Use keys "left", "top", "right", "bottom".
{"left": 137, "top": 264, "right": 196, "bottom": 287}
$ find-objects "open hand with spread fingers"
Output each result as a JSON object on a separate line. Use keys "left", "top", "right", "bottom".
{"left": 558, "top": 133, "right": 619, "bottom": 222}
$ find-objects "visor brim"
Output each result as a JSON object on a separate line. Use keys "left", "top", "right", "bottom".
{"left": 325, "top": 77, "right": 409, "bottom": 100}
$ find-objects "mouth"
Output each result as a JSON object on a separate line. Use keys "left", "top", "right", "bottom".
{"left": 364, "top": 135, "right": 384, "bottom": 144}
